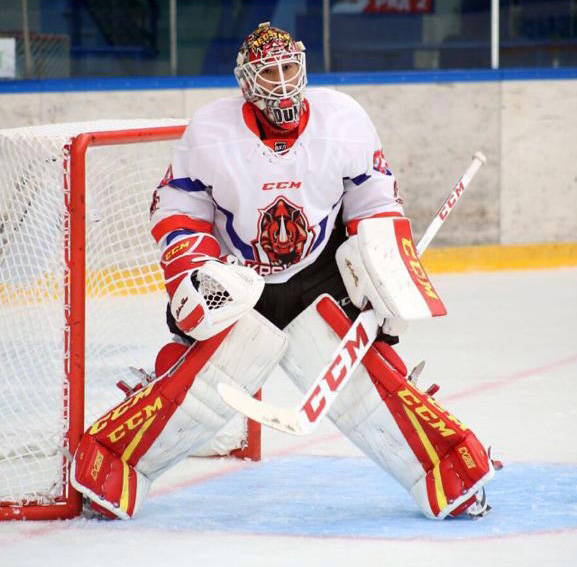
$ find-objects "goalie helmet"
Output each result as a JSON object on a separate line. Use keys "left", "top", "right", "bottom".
{"left": 234, "top": 22, "right": 307, "bottom": 131}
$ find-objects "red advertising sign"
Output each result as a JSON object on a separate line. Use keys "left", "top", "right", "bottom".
{"left": 364, "top": 0, "right": 433, "bottom": 13}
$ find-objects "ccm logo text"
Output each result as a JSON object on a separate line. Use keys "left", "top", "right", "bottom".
{"left": 302, "top": 323, "right": 369, "bottom": 423}
{"left": 262, "top": 181, "right": 302, "bottom": 191}
{"left": 439, "top": 181, "right": 465, "bottom": 220}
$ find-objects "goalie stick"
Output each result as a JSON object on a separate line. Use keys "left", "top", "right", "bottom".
{"left": 218, "top": 152, "right": 487, "bottom": 435}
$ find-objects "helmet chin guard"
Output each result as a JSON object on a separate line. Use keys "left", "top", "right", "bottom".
{"left": 234, "top": 22, "right": 307, "bottom": 131}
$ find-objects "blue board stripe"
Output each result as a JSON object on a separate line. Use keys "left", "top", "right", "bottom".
{"left": 2, "top": 68, "right": 577, "bottom": 94}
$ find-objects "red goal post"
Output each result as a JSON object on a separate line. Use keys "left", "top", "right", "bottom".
{"left": 0, "top": 120, "right": 260, "bottom": 521}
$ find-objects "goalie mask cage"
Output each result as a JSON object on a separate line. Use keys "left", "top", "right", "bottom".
{"left": 0, "top": 120, "right": 261, "bottom": 521}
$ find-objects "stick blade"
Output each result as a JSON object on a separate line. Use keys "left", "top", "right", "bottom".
{"left": 217, "top": 383, "right": 310, "bottom": 436}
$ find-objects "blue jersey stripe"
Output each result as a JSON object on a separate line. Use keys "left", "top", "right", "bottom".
{"left": 310, "top": 196, "right": 343, "bottom": 254}
{"left": 310, "top": 215, "right": 329, "bottom": 254}
{"left": 165, "top": 229, "right": 197, "bottom": 245}
{"left": 168, "top": 177, "right": 207, "bottom": 192}
{"left": 350, "top": 173, "right": 371, "bottom": 186}
{"left": 214, "top": 203, "right": 255, "bottom": 261}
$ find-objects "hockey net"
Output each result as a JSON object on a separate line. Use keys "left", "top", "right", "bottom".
{"left": 0, "top": 120, "right": 260, "bottom": 521}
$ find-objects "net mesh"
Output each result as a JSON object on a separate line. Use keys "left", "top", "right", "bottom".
{"left": 0, "top": 120, "right": 188, "bottom": 506}
{"left": 198, "top": 271, "right": 233, "bottom": 312}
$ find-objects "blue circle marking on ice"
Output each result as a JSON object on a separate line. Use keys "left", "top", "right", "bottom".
{"left": 136, "top": 456, "right": 577, "bottom": 539}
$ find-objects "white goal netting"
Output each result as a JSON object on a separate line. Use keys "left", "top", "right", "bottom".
{"left": 0, "top": 119, "right": 248, "bottom": 511}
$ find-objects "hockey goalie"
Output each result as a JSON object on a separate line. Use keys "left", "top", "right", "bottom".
{"left": 71, "top": 22, "right": 498, "bottom": 520}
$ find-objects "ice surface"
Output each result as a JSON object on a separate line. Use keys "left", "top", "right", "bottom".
{"left": 2, "top": 268, "right": 577, "bottom": 567}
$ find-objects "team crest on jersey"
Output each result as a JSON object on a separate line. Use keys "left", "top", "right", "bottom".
{"left": 250, "top": 196, "right": 315, "bottom": 270}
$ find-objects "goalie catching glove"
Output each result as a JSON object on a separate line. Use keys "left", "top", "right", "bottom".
{"left": 161, "top": 233, "right": 264, "bottom": 340}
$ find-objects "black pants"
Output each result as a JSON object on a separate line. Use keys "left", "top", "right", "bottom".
{"left": 166, "top": 220, "right": 398, "bottom": 344}
{"left": 252, "top": 218, "right": 357, "bottom": 329}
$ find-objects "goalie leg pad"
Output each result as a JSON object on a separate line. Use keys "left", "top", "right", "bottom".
{"left": 281, "top": 295, "right": 494, "bottom": 519}
{"left": 71, "top": 435, "right": 151, "bottom": 520}
{"left": 72, "top": 309, "right": 287, "bottom": 518}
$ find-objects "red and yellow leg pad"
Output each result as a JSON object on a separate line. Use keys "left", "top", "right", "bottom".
{"left": 283, "top": 295, "right": 495, "bottom": 519}
{"left": 70, "top": 331, "right": 230, "bottom": 519}
{"left": 71, "top": 434, "right": 150, "bottom": 520}
{"left": 71, "top": 310, "right": 287, "bottom": 519}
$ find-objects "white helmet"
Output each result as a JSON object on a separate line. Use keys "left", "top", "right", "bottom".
{"left": 234, "top": 22, "right": 307, "bottom": 131}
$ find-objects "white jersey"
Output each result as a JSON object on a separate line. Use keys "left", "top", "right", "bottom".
{"left": 150, "top": 87, "right": 403, "bottom": 283}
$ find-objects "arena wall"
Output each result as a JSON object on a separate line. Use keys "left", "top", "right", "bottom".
{"left": 1, "top": 74, "right": 576, "bottom": 262}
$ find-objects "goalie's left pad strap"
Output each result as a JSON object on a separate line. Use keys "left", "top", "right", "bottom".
{"left": 71, "top": 310, "right": 287, "bottom": 518}
{"left": 281, "top": 295, "right": 494, "bottom": 519}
